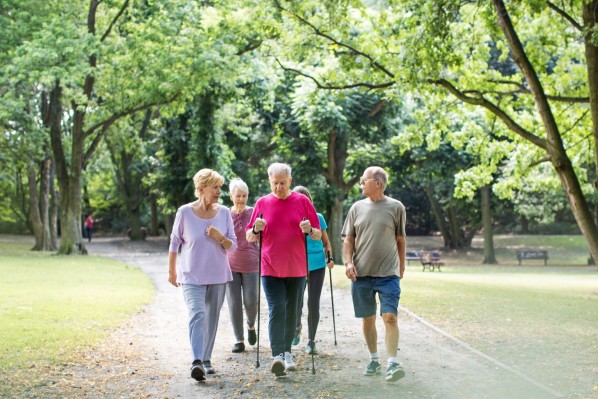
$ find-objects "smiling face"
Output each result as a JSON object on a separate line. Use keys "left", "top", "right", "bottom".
{"left": 269, "top": 171, "right": 292, "bottom": 199}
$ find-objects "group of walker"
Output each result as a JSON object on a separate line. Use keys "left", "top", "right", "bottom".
{"left": 168, "top": 162, "right": 406, "bottom": 384}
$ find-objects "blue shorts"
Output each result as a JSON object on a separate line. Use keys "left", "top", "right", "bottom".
{"left": 351, "top": 275, "right": 400, "bottom": 318}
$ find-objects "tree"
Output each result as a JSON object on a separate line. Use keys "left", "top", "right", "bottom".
{"left": 268, "top": 0, "right": 598, "bottom": 262}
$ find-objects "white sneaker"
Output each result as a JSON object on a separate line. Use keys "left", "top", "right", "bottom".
{"left": 284, "top": 351, "right": 297, "bottom": 371}
{"left": 271, "top": 354, "right": 285, "bottom": 376}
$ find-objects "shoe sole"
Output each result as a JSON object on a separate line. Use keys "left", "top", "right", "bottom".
{"left": 191, "top": 366, "right": 205, "bottom": 381}
{"left": 285, "top": 364, "right": 297, "bottom": 372}
{"left": 205, "top": 368, "right": 215, "bottom": 375}
{"left": 271, "top": 360, "right": 286, "bottom": 376}
{"left": 364, "top": 369, "right": 381, "bottom": 376}
{"left": 385, "top": 369, "right": 406, "bottom": 382}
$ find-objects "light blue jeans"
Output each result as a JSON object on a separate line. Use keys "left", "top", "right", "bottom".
{"left": 182, "top": 283, "right": 226, "bottom": 362}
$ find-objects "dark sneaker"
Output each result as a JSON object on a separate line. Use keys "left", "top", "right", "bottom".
{"left": 271, "top": 354, "right": 286, "bottom": 376}
{"left": 385, "top": 362, "right": 405, "bottom": 382}
{"left": 248, "top": 329, "right": 257, "bottom": 346}
{"left": 232, "top": 342, "right": 245, "bottom": 353}
{"left": 190, "top": 360, "right": 205, "bottom": 381}
{"left": 292, "top": 326, "right": 301, "bottom": 346}
{"left": 203, "top": 360, "right": 215, "bottom": 375}
{"left": 305, "top": 341, "right": 318, "bottom": 355}
{"left": 364, "top": 360, "right": 381, "bottom": 376}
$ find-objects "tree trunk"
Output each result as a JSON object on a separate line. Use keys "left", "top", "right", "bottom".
{"left": 493, "top": 0, "right": 598, "bottom": 263}
{"left": 583, "top": 1, "right": 598, "bottom": 265}
{"left": 424, "top": 184, "right": 450, "bottom": 247}
{"left": 28, "top": 162, "right": 43, "bottom": 248}
{"left": 447, "top": 205, "right": 463, "bottom": 249}
{"left": 49, "top": 163, "right": 59, "bottom": 249}
{"left": 150, "top": 195, "right": 159, "bottom": 236}
{"left": 481, "top": 185, "right": 497, "bottom": 264}
{"left": 329, "top": 197, "right": 345, "bottom": 263}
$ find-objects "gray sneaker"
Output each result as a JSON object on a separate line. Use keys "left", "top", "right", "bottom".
{"left": 284, "top": 351, "right": 297, "bottom": 371}
{"left": 203, "top": 360, "right": 215, "bottom": 375}
{"left": 364, "top": 360, "right": 381, "bottom": 376}
{"left": 385, "top": 362, "right": 405, "bottom": 382}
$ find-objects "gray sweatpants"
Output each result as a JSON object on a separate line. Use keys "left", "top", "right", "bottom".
{"left": 182, "top": 283, "right": 226, "bottom": 362}
{"left": 225, "top": 271, "right": 259, "bottom": 342}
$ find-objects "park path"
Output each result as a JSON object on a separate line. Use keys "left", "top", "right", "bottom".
{"left": 85, "top": 237, "right": 562, "bottom": 399}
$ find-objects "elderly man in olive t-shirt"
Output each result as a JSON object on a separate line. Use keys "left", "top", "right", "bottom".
{"left": 341, "top": 166, "right": 406, "bottom": 383}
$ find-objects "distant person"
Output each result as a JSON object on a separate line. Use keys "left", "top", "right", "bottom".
{"left": 168, "top": 168, "right": 237, "bottom": 382}
{"left": 246, "top": 162, "right": 321, "bottom": 377}
{"left": 226, "top": 178, "right": 259, "bottom": 353}
{"left": 291, "top": 186, "right": 334, "bottom": 355}
{"left": 84, "top": 212, "right": 94, "bottom": 242}
{"left": 342, "top": 166, "right": 406, "bottom": 383}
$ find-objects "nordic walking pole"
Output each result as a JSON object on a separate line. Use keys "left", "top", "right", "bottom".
{"left": 303, "top": 218, "right": 316, "bottom": 375}
{"left": 255, "top": 212, "right": 263, "bottom": 368}
{"left": 327, "top": 250, "right": 337, "bottom": 346}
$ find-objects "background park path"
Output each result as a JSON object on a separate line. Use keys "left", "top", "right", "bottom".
{"left": 49, "top": 237, "right": 564, "bottom": 399}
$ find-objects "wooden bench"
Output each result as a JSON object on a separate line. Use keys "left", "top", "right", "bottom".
{"left": 517, "top": 250, "right": 548, "bottom": 265}
{"left": 406, "top": 250, "right": 421, "bottom": 265}
{"left": 420, "top": 250, "right": 444, "bottom": 272}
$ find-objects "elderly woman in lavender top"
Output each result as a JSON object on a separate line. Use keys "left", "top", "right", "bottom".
{"left": 168, "top": 168, "right": 237, "bottom": 382}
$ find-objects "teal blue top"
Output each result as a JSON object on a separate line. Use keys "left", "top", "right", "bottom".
{"left": 307, "top": 213, "right": 327, "bottom": 271}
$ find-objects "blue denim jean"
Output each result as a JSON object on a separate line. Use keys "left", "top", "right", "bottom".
{"left": 261, "top": 276, "right": 306, "bottom": 356}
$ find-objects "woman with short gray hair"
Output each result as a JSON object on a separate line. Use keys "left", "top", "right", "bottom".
{"left": 225, "top": 178, "right": 259, "bottom": 354}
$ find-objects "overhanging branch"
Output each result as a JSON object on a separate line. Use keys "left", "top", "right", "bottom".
{"left": 276, "top": 59, "right": 394, "bottom": 90}
{"left": 431, "top": 78, "right": 548, "bottom": 150}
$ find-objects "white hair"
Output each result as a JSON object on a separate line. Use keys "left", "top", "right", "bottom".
{"left": 229, "top": 178, "right": 249, "bottom": 195}
{"left": 267, "top": 162, "right": 292, "bottom": 178}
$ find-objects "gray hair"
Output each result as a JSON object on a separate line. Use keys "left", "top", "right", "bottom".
{"left": 368, "top": 166, "right": 388, "bottom": 191}
{"left": 229, "top": 178, "right": 249, "bottom": 195}
{"left": 268, "top": 162, "right": 292, "bottom": 178}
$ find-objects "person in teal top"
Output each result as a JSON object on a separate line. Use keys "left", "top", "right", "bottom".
{"left": 291, "top": 186, "right": 335, "bottom": 354}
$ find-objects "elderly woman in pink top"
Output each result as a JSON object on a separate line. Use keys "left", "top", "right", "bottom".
{"left": 246, "top": 162, "right": 321, "bottom": 377}
{"left": 226, "top": 178, "right": 259, "bottom": 353}
{"left": 168, "top": 169, "right": 237, "bottom": 382}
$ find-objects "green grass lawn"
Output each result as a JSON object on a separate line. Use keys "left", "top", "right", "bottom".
{"left": 331, "top": 234, "right": 598, "bottom": 397}
{"left": 0, "top": 240, "right": 154, "bottom": 390}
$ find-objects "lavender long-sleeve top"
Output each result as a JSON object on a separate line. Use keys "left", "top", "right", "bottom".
{"left": 169, "top": 203, "right": 237, "bottom": 285}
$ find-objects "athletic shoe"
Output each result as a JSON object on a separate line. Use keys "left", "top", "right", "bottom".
{"left": 232, "top": 342, "right": 245, "bottom": 353}
{"left": 190, "top": 360, "right": 205, "bottom": 381}
{"left": 364, "top": 360, "right": 381, "bottom": 376}
{"left": 271, "top": 354, "right": 286, "bottom": 376}
{"left": 385, "top": 362, "right": 405, "bottom": 382}
{"left": 305, "top": 341, "right": 318, "bottom": 355}
{"left": 248, "top": 328, "right": 257, "bottom": 346}
{"left": 203, "top": 360, "right": 215, "bottom": 375}
{"left": 292, "top": 328, "right": 301, "bottom": 346}
{"left": 284, "top": 351, "right": 297, "bottom": 371}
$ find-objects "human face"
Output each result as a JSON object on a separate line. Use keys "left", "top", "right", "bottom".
{"left": 201, "top": 184, "right": 222, "bottom": 205}
{"left": 269, "top": 172, "right": 292, "bottom": 199}
{"left": 230, "top": 189, "right": 248, "bottom": 210}
{"left": 360, "top": 172, "right": 379, "bottom": 196}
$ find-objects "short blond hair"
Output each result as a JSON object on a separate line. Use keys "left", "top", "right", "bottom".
{"left": 193, "top": 168, "right": 224, "bottom": 198}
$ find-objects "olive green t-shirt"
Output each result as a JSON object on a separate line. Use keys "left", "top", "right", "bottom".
{"left": 341, "top": 196, "right": 406, "bottom": 277}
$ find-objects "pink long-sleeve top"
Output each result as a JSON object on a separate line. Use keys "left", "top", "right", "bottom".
{"left": 228, "top": 206, "right": 259, "bottom": 273}
{"left": 169, "top": 203, "right": 237, "bottom": 285}
{"left": 246, "top": 192, "right": 320, "bottom": 278}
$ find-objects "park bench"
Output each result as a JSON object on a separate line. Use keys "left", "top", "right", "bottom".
{"left": 516, "top": 250, "right": 548, "bottom": 265}
{"left": 420, "top": 250, "right": 444, "bottom": 272}
{"left": 406, "top": 250, "right": 421, "bottom": 265}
